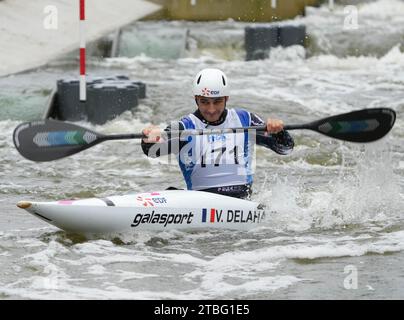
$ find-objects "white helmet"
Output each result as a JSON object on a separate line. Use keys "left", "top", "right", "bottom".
{"left": 193, "top": 68, "right": 229, "bottom": 98}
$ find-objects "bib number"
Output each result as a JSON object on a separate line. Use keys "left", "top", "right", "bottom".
{"left": 201, "top": 146, "right": 240, "bottom": 167}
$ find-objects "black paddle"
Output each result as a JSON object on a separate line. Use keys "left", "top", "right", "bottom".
{"left": 13, "top": 108, "right": 396, "bottom": 162}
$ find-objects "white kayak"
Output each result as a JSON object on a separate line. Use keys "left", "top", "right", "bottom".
{"left": 17, "top": 190, "right": 266, "bottom": 234}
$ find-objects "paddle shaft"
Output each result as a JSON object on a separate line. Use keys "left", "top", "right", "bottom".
{"left": 98, "top": 124, "right": 313, "bottom": 143}
{"left": 98, "top": 127, "right": 265, "bottom": 142}
{"left": 100, "top": 125, "right": 312, "bottom": 142}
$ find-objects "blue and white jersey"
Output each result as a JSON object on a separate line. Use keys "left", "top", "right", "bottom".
{"left": 178, "top": 109, "right": 254, "bottom": 190}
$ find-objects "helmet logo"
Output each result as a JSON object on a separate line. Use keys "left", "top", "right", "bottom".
{"left": 202, "top": 88, "right": 211, "bottom": 96}
{"left": 201, "top": 88, "right": 220, "bottom": 96}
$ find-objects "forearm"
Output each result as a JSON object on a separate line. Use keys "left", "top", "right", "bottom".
{"left": 256, "top": 130, "right": 294, "bottom": 155}
{"left": 141, "top": 138, "right": 185, "bottom": 158}
{"left": 249, "top": 112, "right": 294, "bottom": 155}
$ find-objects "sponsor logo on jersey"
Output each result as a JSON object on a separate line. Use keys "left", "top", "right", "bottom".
{"left": 202, "top": 208, "right": 265, "bottom": 224}
{"left": 131, "top": 211, "right": 194, "bottom": 228}
{"left": 207, "top": 134, "right": 226, "bottom": 143}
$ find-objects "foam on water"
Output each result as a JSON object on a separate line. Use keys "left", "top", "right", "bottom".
{"left": 359, "top": 0, "right": 404, "bottom": 17}
{"left": 1, "top": 223, "right": 404, "bottom": 299}
{"left": 256, "top": 139, "right": 403, "bottom": 232}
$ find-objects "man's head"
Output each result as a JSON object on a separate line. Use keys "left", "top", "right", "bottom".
{"left": 193, "top": 68, "right": 229, "bottom": 123}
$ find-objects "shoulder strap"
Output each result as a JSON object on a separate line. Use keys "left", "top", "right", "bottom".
{"left": 234, "top": 109, "right": 251, "bottom": 127}
{"left": 180, "top": 115, "right": 196, "bottom": 130}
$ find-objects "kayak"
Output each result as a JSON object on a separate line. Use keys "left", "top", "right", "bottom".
{"left": 17, "top": 190, "right": 266, "bottom": 234}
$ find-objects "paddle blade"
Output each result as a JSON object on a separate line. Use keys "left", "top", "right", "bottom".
{"left": 311, "top": 108, "right": 396, "bottom": 143}
{"left": 13, "top": 120, "right": 103, "bottom": 162}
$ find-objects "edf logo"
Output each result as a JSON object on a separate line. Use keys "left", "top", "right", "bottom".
{"left": 201, "top": 88, "right": 220, "bottom": 96}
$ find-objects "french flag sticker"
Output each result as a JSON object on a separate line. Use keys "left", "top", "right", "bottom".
{"left": 202, "top": 208, "right": 216, "bottom": 223}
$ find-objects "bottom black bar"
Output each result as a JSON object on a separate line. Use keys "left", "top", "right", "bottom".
{"left": 0, "top": 300, "right": 402, "bottom": 318}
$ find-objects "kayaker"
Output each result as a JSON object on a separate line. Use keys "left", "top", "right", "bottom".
{"left": 141, "top": 68, "right": 294, "bottom": 199}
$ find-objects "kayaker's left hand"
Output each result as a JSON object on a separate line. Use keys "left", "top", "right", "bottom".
{"left": 266, "top": 118, "right": 284, "bottom": 134}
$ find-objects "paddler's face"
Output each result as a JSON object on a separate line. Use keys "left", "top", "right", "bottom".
{"left": 196, "top": 96, "right": 228, "bottom": 123}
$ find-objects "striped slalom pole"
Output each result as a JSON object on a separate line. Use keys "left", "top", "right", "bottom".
{"left": 79, "top": 0, "right": 86, "bottom": 101}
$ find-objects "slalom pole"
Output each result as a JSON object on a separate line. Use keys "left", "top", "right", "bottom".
{"left": 79, "top": 0, "right": 86, "bottom": 101}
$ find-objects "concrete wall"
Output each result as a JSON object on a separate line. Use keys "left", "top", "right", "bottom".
{"left": 148, "top": 0, "right": 319, "bottom": 22}
{"left": 0, "top": 0, "right": 161, "bottom": 77}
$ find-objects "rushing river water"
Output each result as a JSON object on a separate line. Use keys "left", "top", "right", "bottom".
{"left": 0, "top": 0, "right": 404, "bottom": 299}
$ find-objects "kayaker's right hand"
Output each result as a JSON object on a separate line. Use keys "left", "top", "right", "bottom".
{"left": 142, "top": 125, "right": 163, "bottom": 143}
{"left": 265, "top": 118, "right": 284, "bottom": 134}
